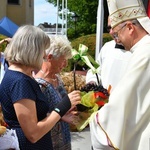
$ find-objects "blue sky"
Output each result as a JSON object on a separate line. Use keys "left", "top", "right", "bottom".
{"left": 34, "top": 0, "right": 60, "bottom": 26}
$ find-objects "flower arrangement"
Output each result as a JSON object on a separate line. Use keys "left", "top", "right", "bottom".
{"left": 71, "top": 44, "right": 100, "bottom": 88}
{"left": 71, "top": 44, "right": 110, "bottom": 131}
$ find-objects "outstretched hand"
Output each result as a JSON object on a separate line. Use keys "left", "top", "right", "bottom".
{"left": 62, "top": 109, "right": 80, "bottom": 125}
{"left": 68, "top": 90, "right": 81, "bottom": 107}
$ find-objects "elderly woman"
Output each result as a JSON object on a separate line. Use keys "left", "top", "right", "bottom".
{"left": 0, "top": 25, "right": 81, "bottom": 149}
{"left": 34, "top": 35, "right": 80, "bottom": 150}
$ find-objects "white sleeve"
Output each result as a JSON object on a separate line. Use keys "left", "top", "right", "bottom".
{"left": 85, "top": 67, "right": 101, "bottom": 84}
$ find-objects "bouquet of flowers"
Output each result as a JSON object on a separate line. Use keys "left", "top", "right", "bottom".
{"left": 71, "top": 44, "right": 110, "bottom": 131}
{"left": 75, "top": 83, "right": 110, "bottom": 131}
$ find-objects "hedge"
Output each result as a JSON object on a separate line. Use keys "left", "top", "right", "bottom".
{"left": 63, "top": 33, "right": 112, "bottom": 72}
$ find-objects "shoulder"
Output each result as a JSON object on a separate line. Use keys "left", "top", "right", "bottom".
{"left": 103, "top": 40, "right": 116, "bottom": 48}
{"left": 97, "top": 40, "right": 116, "bottom": 58}
{"left": 35, "top": 78, "right": 56, "bottom": 93}
{"left": 100, "top": 40, "right": 115, "bottom": 53}
{"left": 2, "top": 70, "right": 38, "bottom": 90}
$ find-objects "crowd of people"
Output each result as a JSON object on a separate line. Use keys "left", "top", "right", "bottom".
{"left": 0, "top": 0, "right": 149, "bottom": 149}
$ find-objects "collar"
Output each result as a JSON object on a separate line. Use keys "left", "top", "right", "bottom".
{"left": 115, "top": 44, "right": 125, "bottom": 50}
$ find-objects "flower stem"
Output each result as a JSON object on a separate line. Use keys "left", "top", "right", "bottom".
{"left": 73, "top": 62, "right": 77, "bottom": 90}
{"left": 95, "top": 73, "right": 100, "bottom": 85}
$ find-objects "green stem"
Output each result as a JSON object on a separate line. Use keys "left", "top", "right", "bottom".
{"left": 95, "top": 73, "right": 100, "bottom": 85}
{"left": 73, "top": 62, "right": 77, "bottom": 90}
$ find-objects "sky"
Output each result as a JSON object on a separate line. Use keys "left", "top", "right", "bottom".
{"left": 34, "top": 0, "right": 60, "bottom": 26}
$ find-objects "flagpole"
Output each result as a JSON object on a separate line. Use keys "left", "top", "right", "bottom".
{"left": 56, "top": 0, "right": 59, "bottom": 35}
{"left": 95, "top": 0, "right": 104, "bottom": 59}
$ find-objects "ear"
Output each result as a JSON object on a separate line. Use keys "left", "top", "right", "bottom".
{"left": 127, "top": 23, "right": 135, "bottom": 35}
{"left": 47, "top": 54, "right": 53, "bottom": 61}
{"left": 127, "top": 23, "right": 134, "bottom": 30}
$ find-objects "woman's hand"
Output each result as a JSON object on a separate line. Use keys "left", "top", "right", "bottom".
{"left": 68, "top": 90, "right": 81, "bottom": 107}
{"left": 0, "top": 38, "right": 12, "bottom": 45}
{"left": 62, "top": 110, "right": 79, "bottom": 125}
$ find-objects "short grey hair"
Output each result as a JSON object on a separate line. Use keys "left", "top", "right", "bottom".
{"left": 46, "top": 35, "right": 72, "bottom": 60}
{"left": 120, "top": 19, "right": 142, "bottom": 28}
{"left": 4, "top": 25, "right": 50, "bottom": 69}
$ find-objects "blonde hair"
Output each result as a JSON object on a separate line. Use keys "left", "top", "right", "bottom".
{"left": 4, "top": 25, "right": 50, "bottom": 69}
{"left": 46, "top": 35, "right": 72, "bottom": 60}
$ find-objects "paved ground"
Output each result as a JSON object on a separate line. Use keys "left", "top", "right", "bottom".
{"left": 71, "top": 127, "right": 92, "bottom": 150}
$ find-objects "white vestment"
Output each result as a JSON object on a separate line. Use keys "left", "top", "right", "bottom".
{"left": 86, "top": 40, "right": 132, "bottom": 92}
{"left": 89, "top": 35, "right": 150, "bottom": 150}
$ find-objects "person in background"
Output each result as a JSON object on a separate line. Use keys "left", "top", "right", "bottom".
{"left": 34, "top": 35, "right": 80, "bottom": 150}
{"left": 0, "top": 25, "right": 81, "bottom": 149}
{"left": 142, "top": 0, "right": 150, "bottom": 17}
{"left": 0, "top": 38, "right": 11, "bottom": 45}
{"left": 0, "top": 38, "right": 11, "bottom": 83}
{"left": 86, "top": 17, "right": 132, "bottom": 92}
{"left": 90, "top": 0, "right": 150, "bottom": 149}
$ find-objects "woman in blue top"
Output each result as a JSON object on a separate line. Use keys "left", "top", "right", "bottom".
{"left": 34, "top": 35, "right": 80, "bottom": 150}
{"left": 0, "top": 25, "right": 81, "bottom": 150}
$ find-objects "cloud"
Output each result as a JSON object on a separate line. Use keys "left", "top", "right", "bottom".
{"left": 34, "top": 1, "right": 60, "bottom": 26}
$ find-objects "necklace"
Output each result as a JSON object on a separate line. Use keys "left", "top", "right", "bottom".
{"left": 49, "top": 77, "right": 57, "bottom": 82}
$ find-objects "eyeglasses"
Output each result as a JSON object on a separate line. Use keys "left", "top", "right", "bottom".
{"left": 113, "top": 23, "right": 127, "bottom": 39}
{"left": 107, "top": 25, "right": 111, "bottom": 33}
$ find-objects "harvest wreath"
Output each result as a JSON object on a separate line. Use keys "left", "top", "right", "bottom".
{"left": 61, "top": 44, "right": 111, "bottom": 131}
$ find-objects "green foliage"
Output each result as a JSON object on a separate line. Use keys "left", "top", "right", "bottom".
{"left": 71, "top": 33, "right": 112, "bottom": 58}
{"left": 71, "top": 34, "right": 96, "bottom": 58}
{"left": 47, "top": 0, "right": 109, "bottom": 37}
{"left": 103, "top": 33, "right": 113, "bottom": 44}
{"left": 63, "top": 33, "right": 112, "bottom": 72}
{"left": 67, "top": 28, "right": 75, "bottom": 39}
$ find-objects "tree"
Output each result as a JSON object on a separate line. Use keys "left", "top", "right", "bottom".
{"left": 46, "top": 0, "right": 109, "bottom": 38}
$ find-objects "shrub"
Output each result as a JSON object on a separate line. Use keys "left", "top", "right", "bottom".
{"left": 71, "top": 34, "right": 96, "bottom": 58}
{"left": 63, "top": 33, "right": 112, "bottom": 72}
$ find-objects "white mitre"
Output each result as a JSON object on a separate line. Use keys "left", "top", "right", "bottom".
{"left": 107, "top": 0, "right": 150, "bottom": 34}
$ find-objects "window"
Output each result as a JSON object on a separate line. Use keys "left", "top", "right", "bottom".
{"left": 8, "top": 0, "right": 20, "bottom": 5}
